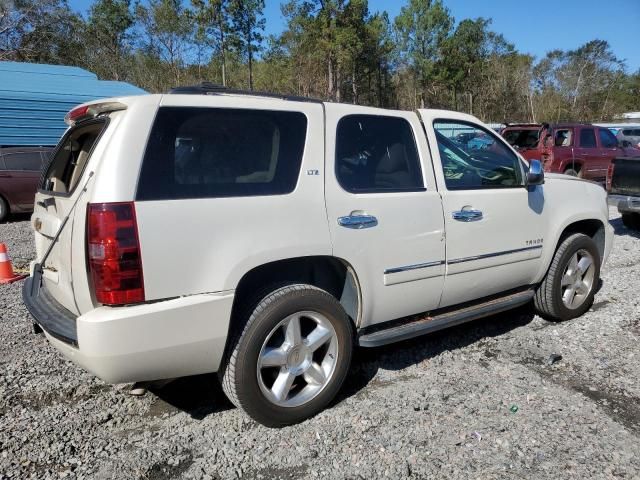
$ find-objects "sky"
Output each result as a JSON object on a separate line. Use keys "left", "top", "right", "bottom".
{"left": 69, "top": 0, "right": 640, "bottom": 72}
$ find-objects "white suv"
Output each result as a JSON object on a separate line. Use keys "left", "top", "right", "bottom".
{"left": 23, "top": 85, "right": 613, "bottom": 427}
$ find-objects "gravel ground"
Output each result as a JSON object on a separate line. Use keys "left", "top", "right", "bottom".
{"left": 1, "top": 208, "right": 639, "bottom": 480}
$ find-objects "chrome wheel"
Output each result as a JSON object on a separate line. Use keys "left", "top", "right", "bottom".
{"left": 257, "top": 311, "right": 338, "bottom": 408}
{"left": 561, "top": 249, "right": 595, "bottom": 309}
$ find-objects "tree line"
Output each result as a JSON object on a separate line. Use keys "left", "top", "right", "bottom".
{"left": 1, "top": 0, "right": 639, "bottom": 123}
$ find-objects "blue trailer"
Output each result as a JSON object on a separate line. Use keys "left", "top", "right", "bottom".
{"left": 0, "top": 62, "right": 146, "bottom": 147}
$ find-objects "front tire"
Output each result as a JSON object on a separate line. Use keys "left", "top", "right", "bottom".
{"left": 0, "top": 196, "right": 8, "bottom": 223}
{"left": 564, "top": 168, "right": 581, "bottom": 178}
{"left": 220, "top": 284, "right": 353, "bottom": 427}
{"left": 534, "top": 233, "right": 600, "bottom": 321}
{"left": 621, "top": 212, "right": 640, "bottom": 230}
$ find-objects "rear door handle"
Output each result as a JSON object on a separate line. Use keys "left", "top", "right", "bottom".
{"left": 0, "top": 173, "right": 11, "bottom": 178}
{"left": 338, "top": 214, "right": 378, "bottom": 229}
{"left": 452, "top": 209, "right": 483, "bottom": 222}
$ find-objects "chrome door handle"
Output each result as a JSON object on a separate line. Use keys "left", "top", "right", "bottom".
{"left": 338, "top": 214, "right": 378, "bottom": 229}
{"left": 452, "top": 209, "right": 483, "bottom": 222}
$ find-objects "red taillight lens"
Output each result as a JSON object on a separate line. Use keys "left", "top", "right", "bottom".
{"left": 65, "top": 105, "right": 90, "bottom": 125}
{"left": 87, "top": 202, "right": 144, "bottom": 305}
{"left": 606, "top": 163, "right": 614, "bottom": 192}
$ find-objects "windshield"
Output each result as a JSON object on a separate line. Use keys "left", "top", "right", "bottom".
{"left": 502, "top": 128, "right": 540, "bottom": 149}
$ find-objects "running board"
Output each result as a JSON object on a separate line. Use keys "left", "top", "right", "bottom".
{"left": 358, "top": 289, "right": 535, "bottom": 348}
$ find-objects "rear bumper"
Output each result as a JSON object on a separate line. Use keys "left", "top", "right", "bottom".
{"left": 609, "top": 194, "right": 640, "bottom": 213}
{"left": 23, "top": 276, "right": 78, "bottom": 345}
{"left": 23, "top": 277, "right": 234, "bottom": 383}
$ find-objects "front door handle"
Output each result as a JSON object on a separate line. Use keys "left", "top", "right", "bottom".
{"left": 0, "top": 173, "right": 11, "bottom": 178}
{"left": 452, "top": 209, "right": 483, "bottom": 222}
{"left": 338, "top": 214, "right": 378, "bottom": 229}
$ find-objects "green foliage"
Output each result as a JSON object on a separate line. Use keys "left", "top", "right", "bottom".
{"left": 1, "top": 0, "right": 638, "bottom": 121}
{"left": 85, "top": 0, "right": 134, "bottom": 80}
{"left": 228, "top": 0, "right": 264, "bottom": 89}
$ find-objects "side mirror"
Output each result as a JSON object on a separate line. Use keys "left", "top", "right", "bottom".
{"left": 622, "top": 140, "right": 632, "bottom": 148}
{"left": 526, "top": 159, "right": 545, "bottom": 187}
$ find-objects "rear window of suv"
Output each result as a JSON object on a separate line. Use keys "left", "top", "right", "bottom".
{"left": 42, "top": 120, "right": 106, "bottom": 195}
{"left": 136, "top": 107, "right": 308, "bottom": 201}
{"left": 502, "top": 128, "right": 540, "bottom": 149}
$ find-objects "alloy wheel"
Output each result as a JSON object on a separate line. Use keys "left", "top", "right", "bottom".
{"left": 257, "top": 311, "right": 339, "bottom": 408}
{"left": 560, "top": 249, "right": 595, "bottom": 309}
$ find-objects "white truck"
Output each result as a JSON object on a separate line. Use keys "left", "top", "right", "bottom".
{"left": 23, "top": 85, "right": 613, "bottom": 427}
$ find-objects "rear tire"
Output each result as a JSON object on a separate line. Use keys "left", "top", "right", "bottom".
{"left": 621, "top": 212, "right": 640, "bottom": 230}
{"left": 534, "top": 233, "right": 600, "bottom": 321}
{"left": 220, "top": 284, "right": 353, "bottom": 427}
{"left": 0, "top": 196, "right": 8, "bottom": 223}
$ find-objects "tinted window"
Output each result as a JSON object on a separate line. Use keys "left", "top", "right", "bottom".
{"left": 136, "top": 107, "right": 307, "bottom": 201}
{"left": 622, "top": 129, "right": 632, "bottom": 136}
{"left": 434, "top": 120, "right": 523, "bottom": 190}
{"left": 335, "top": 115, "right": 423, "bottom": 193}
{"left": 502, "top": 129, "right": 540, "bottom": 149}
{"left": 599, "top": 128, "right": 617, "bottom": 148}
{"left": 3, "top": 152, "right": 44, "bottom": 171}
{"left": 579, "top": 128, "right": 596, "bottom": 148}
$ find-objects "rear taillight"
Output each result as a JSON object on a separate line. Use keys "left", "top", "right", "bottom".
{"left": 606, "top": 163, "right": 614, "bottom": 192}
{"left": 87, "top": 202, "right": 144, "bottom": 305}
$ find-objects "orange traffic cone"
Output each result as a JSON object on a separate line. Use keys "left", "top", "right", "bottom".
{"left": 0, "top": 243, "right": 27, "bottom": 284}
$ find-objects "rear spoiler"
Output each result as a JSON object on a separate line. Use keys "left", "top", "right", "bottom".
{"left": 64, "top": 102, "right": 127, "bottom": 126}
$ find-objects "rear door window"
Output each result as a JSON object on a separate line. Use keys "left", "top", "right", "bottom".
{"left": 42, "top": 121, "right": 106, "bottom": 195}
{"left": 136, "top": 107, "right": 308, "bottom": 201}
{"left": 579, "top": 128, "right": 597, "bottom": 148}
{"left": 335, "top": 115, "right": 424, "bottom": 193}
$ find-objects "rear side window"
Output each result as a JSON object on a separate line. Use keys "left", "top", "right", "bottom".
{"left": 335, "top": 115, "right": 423, "bottom": 193}
{"left": 136, "top": 107, "right": 307, "bottom": 201}
{"left": 579, "top": 128, "right": 596, "bottom": 148}
{"left": 599, "top": 128, "right": 617, "bottom": 148}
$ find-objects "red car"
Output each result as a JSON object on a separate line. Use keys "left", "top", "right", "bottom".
{"left": 0, "top": 147, "right": 52, "bottom": 222}
{"left": 501, "top": 123, "right": 640, "bottom": 183}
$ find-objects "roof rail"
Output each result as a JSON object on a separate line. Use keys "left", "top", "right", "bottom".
{"left": 168, "top": 82, "right": 323, "bottom": 104}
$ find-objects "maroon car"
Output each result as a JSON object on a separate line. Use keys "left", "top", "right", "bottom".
{"left": 0, "top": 147, "right": 52, "bottom": 222}
{"left": 502, "top": 123, "right": 640, "bottom": 183}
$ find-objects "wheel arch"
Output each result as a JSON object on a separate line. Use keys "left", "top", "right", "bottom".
{"left": 556, "top": 218, "right": 606, "bottom": 258}
{"left": 536, "top": 217, "right": 606, "bottom": 284}
{"left": 230, "top": 255, "right": 363, "bottom": 330}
